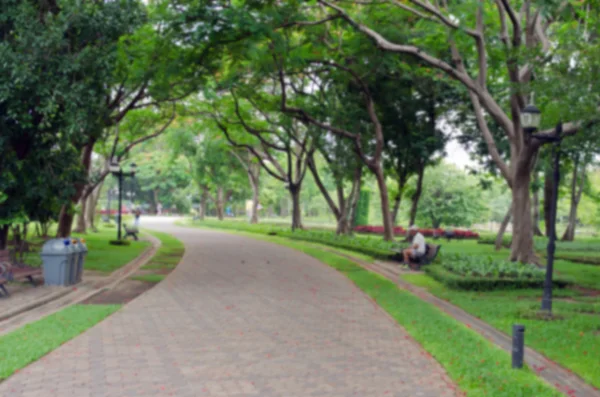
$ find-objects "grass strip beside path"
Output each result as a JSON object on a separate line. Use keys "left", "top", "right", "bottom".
{"left": 130, "top": 274, "right": 166, "bottom": 283}
{"left": 402, "top": 273, "right": 600, "bottom": 390}
{"left": 140, "top": 230, "right": 185, "bottom": 271}
{"left": 192, "top": 226, "right": 559, "bottom": 396}
{"left": 0, "top": 304, "right": 120, "bottom": 380}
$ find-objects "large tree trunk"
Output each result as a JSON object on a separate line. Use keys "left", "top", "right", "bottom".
{"left": 307, "top": 155, "right": 346, "bottom": 233}
{"left": 543, "top": 167, "right": 554, "bottom": 237}
{"left": 87, "top": 181, "right": 103, "bottom": 232}
{"left": 510, "top": 158, "right": 537, "bottom": 263}
{"left": 216, "top": 187, "right": 225, "bottom": 220}
{"left": 495, "top": 203, "right": 512, "bottom": 250}
{"left": 0, "top": 225, "right": 9, "bottom": 250}
{"left": 344, "top": 166, "right": 363, "bottom": 235}
{"left": 199, "top": 187, "right": 208, "bottom": 220}
{"left": 56, "top": 211, "right": 75, "bottom": 238}
{"left": 73, "top": 197, "right": 87, "bottom": 234}
{"left": 562, "top": 162, "right": 585, "bottom": 241}
{"left": 391, "top": 194, "right": 402, "bottom": 225}
{"left": 409, "top": 166, "right": 425, "bottom": 226}
{"left": 372, "top": 165, "right": 394, "bottom": 241}
{"left": 290, "top": 185, "right": 303, "bottom": 231}
{"left": 57, "top": 141, "right": 95, "bottom": 238}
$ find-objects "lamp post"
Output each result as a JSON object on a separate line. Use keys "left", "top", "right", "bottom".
{"left": 520, "top": 103, "right": 562, "bottom": 315}
{"left": 109, "top": 158, "right": 137, "bottom": 241}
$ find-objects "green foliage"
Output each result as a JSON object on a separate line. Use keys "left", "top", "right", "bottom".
{"left": 441, "top": 254, "right": 543, "bottom": 278}
{"left": 403, "top": 274, "right": 600, "bottom": 389}
{"left": 425, "top": 265, "right": 568, "bottom": 291}
{"left": 184, "top": 218, "right": 397, "bottom": 258}
{"left": 414, "top": 164, "right": 487, "bottom": 228}
{"left": 0, "top": 304, "right": 121, "bottom": 380}
{"left": 0, "top": 0, "right": 146, "bottom": 228}
{"left": 354, "top": 190, "right": 370, "bottom": 226}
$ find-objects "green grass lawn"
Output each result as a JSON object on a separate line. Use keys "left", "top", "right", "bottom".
{"left": 140, "top": 230, "right": 185, "bottom": 271}
{"left": 0, "top": 304, "right": 120, "bottom": 380}
{"left": 130, "top": 274, "right": 166, "bottom": 283}
{"left": 220, "top": 231, "right": 560, "bottom": 397}
{"left": 402, "top": 273, "right": 600, "bottom": 389}
{"left": 22, "top": 224, "right": 151, "bottom": 274}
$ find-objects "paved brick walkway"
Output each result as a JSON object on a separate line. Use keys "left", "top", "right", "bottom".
{"left": 0, "top": 220, "right": 458, "bottom": 397}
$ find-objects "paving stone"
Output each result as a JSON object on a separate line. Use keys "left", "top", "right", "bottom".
{"left": 0, "top": 220, "right": 458, "bottom": 396}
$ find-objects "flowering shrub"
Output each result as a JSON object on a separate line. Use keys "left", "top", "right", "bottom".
{"left": 354, "top": 225, "right": 479, "bottom": 239}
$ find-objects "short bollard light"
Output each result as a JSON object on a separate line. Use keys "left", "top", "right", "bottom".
{"left": 512, "top": 324, "right": 525, "bottom": 369}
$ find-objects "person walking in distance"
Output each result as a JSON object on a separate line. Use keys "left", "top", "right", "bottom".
{"left": 134, "top": 208, "right": 141, "bottom": 227}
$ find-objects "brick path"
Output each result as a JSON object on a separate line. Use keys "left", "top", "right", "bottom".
{"left": 0, "top": 220, "right": 458, "bottom": 397}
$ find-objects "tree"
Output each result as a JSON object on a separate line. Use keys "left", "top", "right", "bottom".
{"left": 0, "top": 0, "right": 148, "bottom": 245}
{"left": 196, "top": 89, "right": 315, "bottom": 230}
{"left": 193, "top": 134, "right": 247, "bottom": 220}
{"left": 318, "top": 1, "right": 600, "bottom": 262}
{"left": 415, "top": 164, "right": 487, "bottom": 229}
{"left": 308, "top": 137, "right": 364, "bottom": 234}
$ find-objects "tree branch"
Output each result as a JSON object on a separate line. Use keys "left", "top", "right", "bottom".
{"left": 317, "top": 0, "right": 514, "bottom": 135}
{"left": 120, "top": 104, "right": 176, "bottom": 156}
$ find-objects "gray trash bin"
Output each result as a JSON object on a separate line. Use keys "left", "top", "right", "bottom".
{"left": 72, "top": 238, "right": 87, "bottom": 284}
{"left": 40, "top": 239, "right": 74, "bottom": 286}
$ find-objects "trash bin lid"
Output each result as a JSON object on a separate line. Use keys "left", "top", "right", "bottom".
{"left": 74, "top": 238, "right": 88, "bottom": 253}
{"left": 69, "top": 238, "right": 81, "bottom": 253}
{"left": 41, "top": 238, "right": 74, "bottom": 256}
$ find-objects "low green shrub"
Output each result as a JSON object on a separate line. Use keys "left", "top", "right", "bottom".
{"left": 188, "top": 219, "right": 396, "bottom": 258}
{"left": 478, "top": 235, "right": 511, "bottom": 247}
{"left": 441, "top": 253, "right": 544, "bottom": 279}
{"left": 424, "top": 265, "right": 569, "bottom": 291}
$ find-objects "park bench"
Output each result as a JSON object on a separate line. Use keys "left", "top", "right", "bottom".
{"left": 391, "top": 243, "right": 442, "bottom": 270}
{"left": 0, "top": 248, "right": 42, "bottom": 297}
{"left": 123, "top": 224, "right": 139, "bottom": 241}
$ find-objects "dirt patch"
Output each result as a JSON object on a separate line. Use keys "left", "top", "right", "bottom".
{"left": 132, "top": 268, "right": 172, "bottom": 276}
{"left": 80, "top": 279, "right": 154, "bottom": 305}
{"left": 571, "top": 285, "right": 600, "bottom": 297}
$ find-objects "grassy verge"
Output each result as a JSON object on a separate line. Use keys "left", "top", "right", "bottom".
{"left": 402, "top": 273, "right": 600, "bottom": 390}
{"left": 0, "top": 304, "right": 120, "bottom": 380}
{"left": 130, "top": 274, "right": 166, "bottom": 283}
{"left": 181, "top": 224, "right": 560, "bottom": 396}
{"left": 128, "top": 230, "right": 185, "bottom": 284}
{"left": 140, "top": 230, "right": 185, "bottom": 271}
{"left": 179, "top": 218, "right": 395, "bottom": 258}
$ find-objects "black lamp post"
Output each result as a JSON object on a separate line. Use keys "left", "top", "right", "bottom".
{"left": 520, "top": 103, "right": 562, "bottom": 315}
{"left": 109, "top": 158, "right": 137, "bottom": 241}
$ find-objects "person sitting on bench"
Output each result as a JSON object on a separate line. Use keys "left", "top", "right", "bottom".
{"left": 403, "top": 225, "right": 426, "bottom": 266}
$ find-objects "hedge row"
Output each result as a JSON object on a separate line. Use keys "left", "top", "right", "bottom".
{"left": 424, "top": 265, "right": 570, "bottom": 291}
{"left": 187, "top": 220, "right": 396, "bottom": 259}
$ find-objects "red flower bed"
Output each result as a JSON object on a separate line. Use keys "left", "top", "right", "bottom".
{"left": 354, "top": 225, "right": 479, "bottom": 239}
